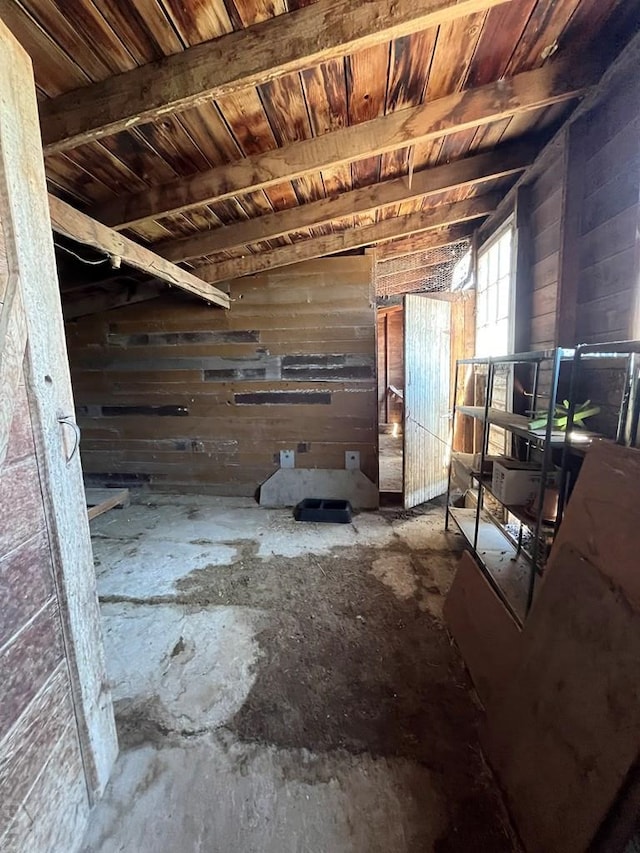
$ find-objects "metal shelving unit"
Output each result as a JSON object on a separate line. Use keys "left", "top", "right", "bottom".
{"left": 445, "top": 348, "right": 576, "bottom": 623}
{"left": 446, "top": 342, "right": 640, "bottom": 623}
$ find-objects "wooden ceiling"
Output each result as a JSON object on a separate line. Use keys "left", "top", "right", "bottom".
{"left": 2, "top": 0, "right": 639, "bottom": 288}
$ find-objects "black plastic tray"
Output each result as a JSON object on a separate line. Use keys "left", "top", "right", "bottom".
{"left": 293, "top": 498, "right": 353, "bottom": 523}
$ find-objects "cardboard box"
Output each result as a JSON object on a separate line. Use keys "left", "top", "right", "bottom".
{"left": 491, "top": 458, "right": 556, "bottom": 506}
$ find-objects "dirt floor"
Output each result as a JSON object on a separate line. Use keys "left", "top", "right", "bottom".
{"left": 81, "top": 496, "right": 519, "bottom": 853}
{"left": 379, "top": 431, "right": 403, "bottom": 492}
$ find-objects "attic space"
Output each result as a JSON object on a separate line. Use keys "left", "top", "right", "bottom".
{"left": 3, "top": 2, "right": 640, "bottom": 853}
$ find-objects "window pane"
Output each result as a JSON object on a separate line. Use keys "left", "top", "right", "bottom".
{"left": 499, "top": 230, "right": 512, "bottom": 278}
{"left": 477, "top": 288, "right": 487, "bottom": 325}
{"left": 487, "top": 279, "right": 497, "bottom": 323}
{"left": 497, "top": 274, "right": 510, "bottom": 320}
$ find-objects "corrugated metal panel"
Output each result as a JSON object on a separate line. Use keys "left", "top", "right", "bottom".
{"left": 403, "top": 295, "right": 451, "bottom": 508}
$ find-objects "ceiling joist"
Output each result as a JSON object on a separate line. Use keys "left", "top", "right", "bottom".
{"left": 93, "top": 61, "right": 589, "bottom": 230}
{"left": 39, "top": 0, "right": 511, "bottom": 154}
{"left": 48, "top": 197, "right": 229, "bottom": 308}
{"left": 196, "top": 194, "right": 497, "bottom": 283}
{"left": 155, "top": 140, "right": 535, "bottom": 262}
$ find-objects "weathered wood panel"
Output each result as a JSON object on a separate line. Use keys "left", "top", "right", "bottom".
{"left": 528, "top": 147, "right": 564, "bottom": 349}
{"left": 0, "top": 370, "right": 88, "bottom": 853}
{"left": 575, "top": 73, "right": 640, "bottom": 343}
{"left": 67, "top": 257, "right": 377, "bottom": 493}
{"left": 377, "top": 308, "right": 404, "bottom": 425}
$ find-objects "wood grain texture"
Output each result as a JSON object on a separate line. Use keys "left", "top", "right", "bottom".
{"left": 197, "top": 194, "right": 498, "bottom": 282}
{"left": 66, "top": 256, "right": 378, "bottom": 493}
{"left": 0, "top": 664, "right": 83, "bottom": 844}
{"left": 48, "top": 196, "right": 229, "bottom": 308}
{"left": 155, "top": 141, "right": 534, "bottom": 261}
{"left": 93, "top": 61, "right": 588, "bottom": 228}
{"left": 0, "top": 18, "right": 117, "bottom": 802}
{"left": 40, "top": 0, "right": 512, "bottom": 153}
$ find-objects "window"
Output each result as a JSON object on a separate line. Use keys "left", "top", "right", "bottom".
{"left": 476, "top": 225, "right": 514, "bottom": 358}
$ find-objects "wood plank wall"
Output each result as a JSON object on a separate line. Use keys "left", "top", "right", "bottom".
{"left": 377, "top": 307, "right": 403, "bottom": 426}
{"left": 576, "top": 78, "right": 640, "bottom": 344}
{"left": 66, "top": 257, "right": 377, "bottom": 494}
{"left": 527, "top": 148, "right": 564, "bottom": 352}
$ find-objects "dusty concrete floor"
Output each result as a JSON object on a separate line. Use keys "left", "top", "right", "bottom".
{"left": 80, "top": 496, "right": 518, "bottom": 853}
{"left": 379, "top": 432, "right": 403, "bottom": 492}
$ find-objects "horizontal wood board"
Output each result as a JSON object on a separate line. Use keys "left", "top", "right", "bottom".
{"left": 66, "top": 256, "right": 378, "bottom": 493}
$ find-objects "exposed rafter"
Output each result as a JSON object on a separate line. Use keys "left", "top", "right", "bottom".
{"left": 155, "top": 141, "right": 535, "bottom": 263}
{"left": 92, "top": 61, "right": 589, "bottom": 230}
{"left": 195, "top": 195, "right": 497, "bottom": 283}
{"left": 48, "top": 197, "right": 229, "bottom": 308}
{"left": 39, "top": 0, "right": 512, "bottom": 154}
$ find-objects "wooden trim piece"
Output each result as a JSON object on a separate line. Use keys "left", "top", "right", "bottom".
{"left": 48, "top": 196, "right": 229, "bottom": 309}
{"left": 94, "top": 62, "right": 590, "bottom": 229}
{"left": 555, "top": 119, "right": 586, "bottom": 346}
{"left": 0, "top": 16, "right": 117, "bottom": 800}
{"left": 197, "top": 197, "right": 493, "bottom": 282}
{"left": 156, "top": 141, "right": 536, "bottom": 262}
{"left": 40, "top": 0, "right": 512, "bottom": 154}
{"left": 0, "top": 276, "right": 27, "bottom": 468}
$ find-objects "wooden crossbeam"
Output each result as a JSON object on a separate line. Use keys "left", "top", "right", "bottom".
{"left": 196, "top": 195, "right": 496, "bottom": 283}
{"left": 48, "top": 196, "right": 229, "bottom": 309}
{"left": 376, "top": 231, "right": 471, "bottom": 260}
{"left": 93, "top": 61, "right": 588, "bottom": 230}
{"left": 40, "top": 0, "right": 511, "bottom": 154}
{"left": 156, "top": 141, "right": 535, "bottom": 263}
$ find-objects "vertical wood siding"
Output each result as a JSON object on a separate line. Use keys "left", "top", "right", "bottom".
{"left": 0, "top": 376, "right": 88, "bottom": 853}
{"left": 66, "top": 257, "right": 377, "bottom": 493}
{"left": 377, "top": 308, "right": 404, "bottom": 425}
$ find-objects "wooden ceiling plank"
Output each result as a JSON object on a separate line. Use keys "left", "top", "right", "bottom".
{"left": 40, "top": 0, "right": 513, "bottom": 153}
{"left": 48, "top": 196, "right": 230, "bottom": 308}
{"left": 301, "top": 57, "right": 353, "bottom": 198}
{"left": 156, "top": 140, "right": 535, "bottom": 261}
{"left": 195, "top": 194, "right": 497, "bottom": 282}
{"left": 94, "top": 61, "right": 587, "bottom": 229}
{"left": 346, "top": 42, "right": 390, "bottom": 189}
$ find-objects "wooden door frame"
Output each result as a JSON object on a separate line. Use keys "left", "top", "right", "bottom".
{"left": 0, "top": 19, "right": 117, "bottom": 800}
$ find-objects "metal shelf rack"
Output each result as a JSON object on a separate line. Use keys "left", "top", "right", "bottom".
{"left": 446, "top": 348, "right": 575, "bottom": 624}
{"left": 445, "top": 342, "right": 640, "bottom": 624}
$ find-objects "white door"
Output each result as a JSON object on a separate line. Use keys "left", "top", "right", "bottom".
{"left": 403, "top": 295, "right": 451, "bottom": 509}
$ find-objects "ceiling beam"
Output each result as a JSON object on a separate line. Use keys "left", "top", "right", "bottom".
{"left": 155, "top": 140, "right": 535, "bottom": 263}
{"left": 40, "top": 0, "right": 512, "bottom": 155}
{"left": 195, "top": 195, "right": 497, "bottom": 283}
{"left": 93, "top": 61, "right": 589, "bottom": 230}
{"left": 48, "top": 197, "right": 230, "bottom": 308}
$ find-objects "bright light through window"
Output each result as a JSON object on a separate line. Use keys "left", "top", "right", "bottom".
{"left": 476, "top": 227, "right": 513, "bottom": 357}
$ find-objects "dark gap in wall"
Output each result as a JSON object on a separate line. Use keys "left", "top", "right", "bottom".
{"left": 107, "top": 330, "right": 261, "bottom": 346}
{"left": 234, "top": 392, "right": 332, "bottom": 405}
{"left": 204, "top": 368, "right": 268, "bottom": 380}
{"left": 77, "top": 405, "right": 189, "bottom": 417}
